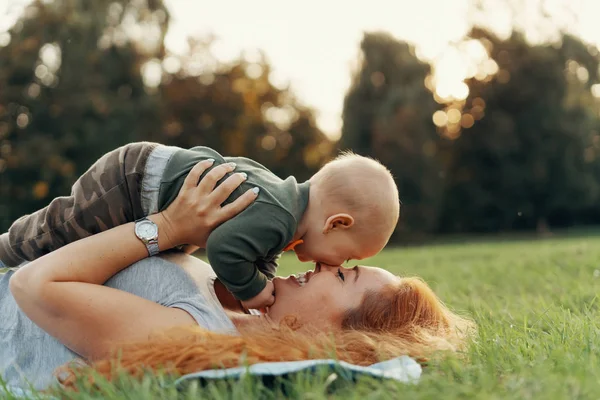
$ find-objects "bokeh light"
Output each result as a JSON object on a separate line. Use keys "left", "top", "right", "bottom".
{"left": 577, "top": 66, "right": 589, "bottom": 83}
{"left": 141, "top": 59, "right": 162, "bottom": 88}
{"left": 432, "top": 110, "right": 448, "bottom": 127}
{"left": 245, "top": 63, "right": 264, "bottom": 79}
{"left": 446, "top": 123, "right": 461, "bottom": 139}
{"left": 0, "top": 32, "right": 10, "bottom": 47}
{"left": 162, "top": 56, "right": 181, "bottom": 74}
{"left": 461, "top": 113, "right": 475, "bottom": 129}
{"left": 26, "top": 83, "right": 40, "bottom": 99}
{"left": 447, "top": 109, "right": 462, "bottom": 124}
{"left": 39, "top": 43, "right": 61, "bottom": 72}
{"left": 261, "top": 135, "right": 276, "bottom": 150}
{"left": 16, "top": 113, "right": 29, "bottom": 129}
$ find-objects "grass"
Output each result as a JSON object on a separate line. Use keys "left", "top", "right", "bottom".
{"left": 3, "top": 232, "right": 600, "bottom": 399}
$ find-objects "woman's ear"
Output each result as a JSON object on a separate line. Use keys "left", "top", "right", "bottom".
{"left": 322, "top": 214, "right": 355, "bottom": 234}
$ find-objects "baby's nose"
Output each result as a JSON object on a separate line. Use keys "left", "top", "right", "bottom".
{"left": 318, "top": 262, "right": 341, "bottom": 270}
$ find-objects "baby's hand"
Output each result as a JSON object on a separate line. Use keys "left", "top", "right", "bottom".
{"left": 241, "top": 280, "right": 275, "bottom": 310}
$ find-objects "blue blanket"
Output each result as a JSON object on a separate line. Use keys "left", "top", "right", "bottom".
{"left": 4, "top": 356, "right": 421, "bottom": 398}
{"left": 175, "top": 356, "right": 421, "bottom": 386}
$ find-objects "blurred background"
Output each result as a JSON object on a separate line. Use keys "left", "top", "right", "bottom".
{"left": 1, "top": 0, "right": 600, "bottom": 243}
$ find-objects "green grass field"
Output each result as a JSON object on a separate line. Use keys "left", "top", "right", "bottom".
{"left": 3, "top": 233, "right": 600, "bottom": 399}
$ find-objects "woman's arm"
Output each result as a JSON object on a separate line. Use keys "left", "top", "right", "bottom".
{"left": 10, "top": 160, "right": 256, "bottom": 360}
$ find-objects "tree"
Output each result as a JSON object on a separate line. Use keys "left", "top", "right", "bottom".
{"left": 341, "top": 33, "right": 446, "bottom": 238}
{"left": 0, "top": 0, "right": 167, "bottom": 230}
{"left": 154, "top": 39, "right": 331, "bottom": 182}
{"left": 438, "top": 28, "right": 600, "bottom": 233}
{"left": 0, "top": 0, "right": 331, "bottom": 231}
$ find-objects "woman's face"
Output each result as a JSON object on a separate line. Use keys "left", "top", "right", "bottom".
{"left": 267, "top": 263, "right": 399, "bottom": 328}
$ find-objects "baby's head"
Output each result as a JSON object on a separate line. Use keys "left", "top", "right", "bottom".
{"left": 294, "top": 151, "right": 400, "bottom": 266}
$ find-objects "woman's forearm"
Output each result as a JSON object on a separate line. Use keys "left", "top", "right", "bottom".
{"left": 11, "top": 214, "right": 174, "bottom": 290}
{"left": 8, "top": 214, "right": 194, "bottom": 359}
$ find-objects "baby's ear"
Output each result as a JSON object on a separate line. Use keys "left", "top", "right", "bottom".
{"left": 323, "top": 213, "right": 354, "bottom": 233}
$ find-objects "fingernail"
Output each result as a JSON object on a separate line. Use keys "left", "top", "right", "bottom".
{"left": 252, "top": 187, "right": 260, "bottom": 195}
{"left": 206, "top": 158, "right": 215, "bottom": 164}
{"left": 229, "top": 162, "right": 237, "bottom": 169}
{"left": 240, "top": 172, "right": 247, "bottom": 180}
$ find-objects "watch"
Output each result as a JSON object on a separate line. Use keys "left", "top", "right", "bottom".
{"left": 134, "top": 217, "right": 160, "bottom": 257}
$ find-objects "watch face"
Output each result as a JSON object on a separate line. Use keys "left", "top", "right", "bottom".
{"left": 136, "top": 220, "right": 157, "bottom": 239}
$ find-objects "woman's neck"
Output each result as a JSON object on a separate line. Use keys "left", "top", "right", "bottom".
{"left": 213, "top": 279, "right": 248, "bottom": 314}
{"left": 213, "top": 279, "right": 275, "bottom": 329}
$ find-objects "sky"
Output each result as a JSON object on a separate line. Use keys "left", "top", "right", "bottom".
{"left": 2, "top": 0, "right": 600, "bottom": 139}
{"left": 163, "top": 0, "right": 473, "bottom": 139}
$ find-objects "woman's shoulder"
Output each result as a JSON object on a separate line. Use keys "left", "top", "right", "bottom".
{"left": 104, "top": 252, "right": 237, "bottom": 334}
{"left": 103, "top": 253, "right": 197, "bottom": 301}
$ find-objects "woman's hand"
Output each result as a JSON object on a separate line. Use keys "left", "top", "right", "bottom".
{"left": 158, "top": 160, "right": 258, "bottom": 249}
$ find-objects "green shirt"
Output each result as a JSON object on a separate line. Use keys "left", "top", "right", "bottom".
{"left": 158, "top": 146, "right": 310, "bottom": 300}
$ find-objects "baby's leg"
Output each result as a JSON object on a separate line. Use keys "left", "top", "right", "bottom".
{"left": 0, "top": 142, "right": 158, "bottom": 267}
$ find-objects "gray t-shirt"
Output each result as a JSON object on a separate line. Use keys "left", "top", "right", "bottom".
{"left": 0, "top": 255, "right": 237, "bottom": 390}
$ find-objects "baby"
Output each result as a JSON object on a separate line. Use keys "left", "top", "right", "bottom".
{"left": 0, "top": 142, "right": 400, "bottom": 309}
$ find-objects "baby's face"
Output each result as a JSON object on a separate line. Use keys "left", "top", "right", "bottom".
{"left": 292, "top": 226, "right": 383, "bottom": 266}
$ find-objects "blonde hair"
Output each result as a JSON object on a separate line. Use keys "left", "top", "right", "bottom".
{"left": 57, "top": 277, "right": 474, "bottom": 388}
{"left": 312, "top": 151, "right": 400, "bottom": 236}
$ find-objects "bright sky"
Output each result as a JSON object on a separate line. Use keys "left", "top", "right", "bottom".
{"left": 164, "top": 0, "right": 472, "bottom": 139}
{"left": 163, "top": 0, "right": 600, "bottom": 139}
{"left": 3, "top": 0, "right": 600, "bottom": 139}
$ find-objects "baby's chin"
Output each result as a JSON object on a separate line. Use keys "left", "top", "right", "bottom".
{"left": 295, "top": 252, "right": 311, "bottom": 262}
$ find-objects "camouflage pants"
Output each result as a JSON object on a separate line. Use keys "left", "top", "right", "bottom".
{"left": 0, "top": 142, "right": 177, "bottom": 268}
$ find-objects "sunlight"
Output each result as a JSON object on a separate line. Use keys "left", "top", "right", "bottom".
{"left": 39, "top": 43, "right": 61, "bottom": 72}
{"left": 141, "top": 59, "right": 162, "bottom": 88}
{"left": 432, "top": 110, "right": 448, "bottom": 127}
{"left": 0, "top": 32, "right": 10, "bottom": 47}
{"left": 432, "top": 48, "right": 471, "bottom": 101}
{"left": 162, "top": 56, "right": 181, "bottom": 74}
{"left": 264, "top": 106, "right": 296, "bottom": 131}
{"left": 245, "top": 63, "right": 263, "bottom": 79}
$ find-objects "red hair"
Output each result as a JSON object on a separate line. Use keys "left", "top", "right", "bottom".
{"left": 57, "top": 277, "right": 474, "bottom": 388}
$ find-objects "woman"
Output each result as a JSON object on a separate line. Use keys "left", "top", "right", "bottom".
{"left": 2, "top": 161, "right": 473, "bottom": 390}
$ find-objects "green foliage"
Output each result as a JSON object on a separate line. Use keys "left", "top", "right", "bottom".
{"left": 154, "top": 40, "right": 330, "bottom": 183}
{"left": 341, "top": 33, "right": 446, "bottom": 237}
{"left": 3, "top": 0, "right": 600, "bottom": 237}
{"left": 0, "top": 0, "right": 166, "bottom": 230}
{"left": 342, "top": 28, "right": 600, "bottom": 237}
{"left": 439, "top": 29, "right": 600, "bottom": 233}
{"left": 0, "top": 0, "right": 330, "bottom": 231}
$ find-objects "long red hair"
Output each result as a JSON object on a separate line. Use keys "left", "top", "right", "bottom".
{"left": 58, "top": 277, "right": 474, "bottom": 387}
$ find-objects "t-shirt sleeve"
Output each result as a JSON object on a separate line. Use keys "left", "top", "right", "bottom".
{"left": 103, "top": 256, "right": 237, "bottom": 334}
{"left": 205, "top": 202, "right": 293, "bottom": 301}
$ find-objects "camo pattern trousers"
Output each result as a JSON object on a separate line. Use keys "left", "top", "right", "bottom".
{"left": 0, "top": 142, "right": 175, "bottom": 268}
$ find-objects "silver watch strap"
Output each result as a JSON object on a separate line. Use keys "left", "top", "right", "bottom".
{"left": 147, "top": 239, "right": 160, "bottom": 257}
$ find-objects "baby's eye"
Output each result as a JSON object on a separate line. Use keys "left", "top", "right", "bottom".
{"left": 337, "top": 268, "right": 345, "bottom": 282}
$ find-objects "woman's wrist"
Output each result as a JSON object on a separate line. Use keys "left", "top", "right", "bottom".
{"left": 147, "top": 213, "right": 180, "bottom": 251}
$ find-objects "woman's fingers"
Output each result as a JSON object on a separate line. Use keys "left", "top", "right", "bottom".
{"left": 196, "top": 162, "right": 236, "bottom": 196}
{"left": 162, "top": 159, "right": 255, "bottom": 247}
{"left": 219, "top": 187, "right": 259, "bottom": 220}
{"left": 182, "top": 159, "right": 215, "bottom": 191}
{"left": 209, "top": 171, "right": 247, "bottom": 205}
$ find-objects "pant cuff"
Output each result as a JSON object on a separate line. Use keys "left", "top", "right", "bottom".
{"left": 0, "top": 232, "right": 23, "bottom": 267}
